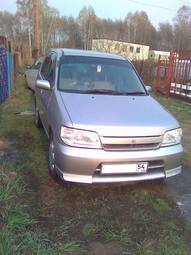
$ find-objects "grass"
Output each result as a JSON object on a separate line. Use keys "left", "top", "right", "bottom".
{"left": 0, "top": 160, "right": 55, "bottom": 254}
{"left": 154, "top": 93, "right": 191, "bottom": 165}
{"left": 82, "top": 223, "right": 98, "bottom": 237}
{"left": 156, "top": 222, "right": 189, "bottom": 255}
{"left": 0, "top": 76, "right": 191, "bottom": 254}
{"left": 154, "top": 93, "right": 191, "bottom": 125}
{"left": 0, "top": 76, "right": 82, "bottom": 254}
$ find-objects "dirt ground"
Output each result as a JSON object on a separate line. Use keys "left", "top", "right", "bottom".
{"left": 1, "top": 78, "right": 191, "bottom": 254}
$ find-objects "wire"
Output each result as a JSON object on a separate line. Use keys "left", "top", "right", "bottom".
{"left": 126, "top": 0, "right": 178, "bottom": 12}
{"left": 178, "top": 0, "right": 191, "bottom": 5}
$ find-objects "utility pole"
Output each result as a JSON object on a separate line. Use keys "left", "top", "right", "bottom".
{"left": 33, "top": 0, "right": 39, "bottom": 60}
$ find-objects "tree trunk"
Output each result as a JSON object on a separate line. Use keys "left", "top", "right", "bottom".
{"left": 28, "top": 26, "right": 32, "bottom": 61}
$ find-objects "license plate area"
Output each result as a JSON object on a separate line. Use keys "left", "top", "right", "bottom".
{"left": 101, "top": 162, "right": 148, "bottom": 174}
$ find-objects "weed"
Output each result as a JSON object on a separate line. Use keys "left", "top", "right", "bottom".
{"left": 57, "top": 241, "right": 83, "bottom": 253}
{"left": 156, "top": 225, "right": 189, "bottom": 255}
{"left": 0, "top": 74, "right": 191, "bottom": 255}
{"left": 82, "top": 223, "right": 98, "bottom": 237}
{"left": 150, "top": 197, "right": 170, "bottom": 214}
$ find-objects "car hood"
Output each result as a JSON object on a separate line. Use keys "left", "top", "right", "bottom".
{"left": 60, "top": 92, "right": 180, "bottom": 137}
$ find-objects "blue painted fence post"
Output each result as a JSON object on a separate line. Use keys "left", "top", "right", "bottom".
{"left": 0, "top": 47, "right": 9, "bottom": 104}
{"left": 6, "top": 52, "right": 13, "bottom": 95}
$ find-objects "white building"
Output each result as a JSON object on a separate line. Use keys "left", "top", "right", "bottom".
{"left": 149, "top": 50, "right": 170, "bottom": 61}
{"left": 92, "top": 39, "right": 150, "bottom": 61}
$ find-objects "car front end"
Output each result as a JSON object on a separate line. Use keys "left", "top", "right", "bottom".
{"left": 51, "top": 51, "right": 184, "bottom": 184}
{"left": 54, "top": 128, "right": 183, "bottom": 184}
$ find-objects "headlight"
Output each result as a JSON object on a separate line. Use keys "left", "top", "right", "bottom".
{"left": 161, "top": 128, "right": 182, "bottom": 146}
{"left": 60, "top": 126, "right": 101, "bottom": 149}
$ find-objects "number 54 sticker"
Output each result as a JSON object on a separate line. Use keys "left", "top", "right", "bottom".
{"left": 136, "top": 162, "right": 148, "bottom": 173}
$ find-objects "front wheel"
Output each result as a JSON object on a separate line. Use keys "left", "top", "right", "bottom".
{"left": 34, "top": 99, "right": 42, "bottom": 128}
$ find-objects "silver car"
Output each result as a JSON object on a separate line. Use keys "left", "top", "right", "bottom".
{"left": 35, "top": 48, "right": 183, "bottom": 184}
{"left": 25, "top": 58, "right": 43, "bottom": 90}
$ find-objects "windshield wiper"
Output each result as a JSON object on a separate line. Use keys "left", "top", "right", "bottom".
{"left": 80, "top": 89, "right": 123, "bottom": 94}
{"left": 121, "top": 91, "right": 146, "bottom": 95}
{"left": 78, "top": 89, "right": 146, "bottom": 95}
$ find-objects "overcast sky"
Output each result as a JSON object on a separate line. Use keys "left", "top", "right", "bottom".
{"left": 0, "top": 0, "right": 190, "bottom": 27}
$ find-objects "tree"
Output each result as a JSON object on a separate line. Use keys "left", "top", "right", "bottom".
{"left": 173, "top": 5, "right": 191, "bottom": 50}
{"left": 40, "top": 0, "right": 60, "bottom": 54}
{"left": 78, "top": 6, "right": 96, "bottom": 50}
{"left": 124, "top": 11, "right": 157, "bottom": 47}
{"left": 1, "top": 1, "right": 191, "bottom": 64}
{"left": 0, "top": 11, "right": 19, "bottom": 40}
{"left": 63, "top": 16, "right": 82, "bottom": 48}
{"left": 16, "top": 0, "right": 33, "bottom": 59}
{"left": 157, "top": 22, "right": 173, "bottom": 50}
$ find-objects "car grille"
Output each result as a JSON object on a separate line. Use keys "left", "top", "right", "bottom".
{"left": 101, "top": 136, "right": 162, "bottom": 151}
{"left": 148, "top": 160, "right": 164, "bottom": 173}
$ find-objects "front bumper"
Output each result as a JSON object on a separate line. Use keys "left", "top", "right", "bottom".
{"left": 54, "top": 142, "right": 183, "bottom": 184}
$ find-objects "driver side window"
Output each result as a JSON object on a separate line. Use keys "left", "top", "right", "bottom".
{"left": 48, "top": 53, "right": 57, "bottom": 86}
{"left": 41, "top": 56, "right": 51, "bottom": 80}
{"left": 41, "top": 53, "right": 57, "bottom": 86}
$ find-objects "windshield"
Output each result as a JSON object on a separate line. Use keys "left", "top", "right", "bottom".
{"left": 58, "top": 56, "right": 146, "bottom": 95}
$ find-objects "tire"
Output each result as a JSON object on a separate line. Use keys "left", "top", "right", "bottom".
{"left": 34, "top": 99, "right": 42, "bottom": 128}
{"left": 48, "top": 134, "right": 58, "bottom": 178}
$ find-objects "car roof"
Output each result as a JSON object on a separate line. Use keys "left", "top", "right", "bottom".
{"left": 49, "top": 48, "right": 127, "bottom": 61}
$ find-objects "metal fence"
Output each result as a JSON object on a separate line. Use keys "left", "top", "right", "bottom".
{"left": 0, "top": 47, "right": 14, "bottom": 104}
{"left": 132, "top": 59, "right": 157, "bottom": 85}
{"left": 156, "top": 50, "right": 191, "bottom": 101}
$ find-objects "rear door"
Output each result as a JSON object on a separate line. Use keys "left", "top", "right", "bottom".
{"left": 43, "top": 52, "right": 57, "bottom": 131}
{"left": 37, "top": 52, "right": 57, "bottom": 132}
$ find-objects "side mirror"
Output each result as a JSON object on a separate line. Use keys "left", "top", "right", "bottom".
{"left": 25, "top": 65, "right": 31, "bottom": 69}
{"left": 36, "top": 80, "right": 51, "bottom": 90}
{"left": 145, "top": 85, "right": 152, "bottom": 93}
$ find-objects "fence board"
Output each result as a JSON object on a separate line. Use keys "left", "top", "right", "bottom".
{"left": 0, "top": 47, "right": 14, "bottom": 104}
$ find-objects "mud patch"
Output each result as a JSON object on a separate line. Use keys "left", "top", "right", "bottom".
{"left": 0, "top": 150, "right": 21, "bottom": 161}
{"left": 17, "top": 132, "right": 34, "bottom": 148}
{"left": 14, "top": 110, "right": 34, "bottom": 116}
{"left": 166, "top": 166, "right": 191, "bottom": 196}
{"left": 0, "top": 136, "right": 20, "bottom": 162}
{"left": 0, "top": 136, "right": 10, "bottom": 150}
{"left": 177, "top": 194, "right": 191, "bottom": 221}
{"left": 165, "top": 165, "right": 191, "bottom": 222}
{"left": 88, "top": 241, "right": 123, "bottom": 255}
{"left": 182, "top": 124, "right": 191, "bottom": 165}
